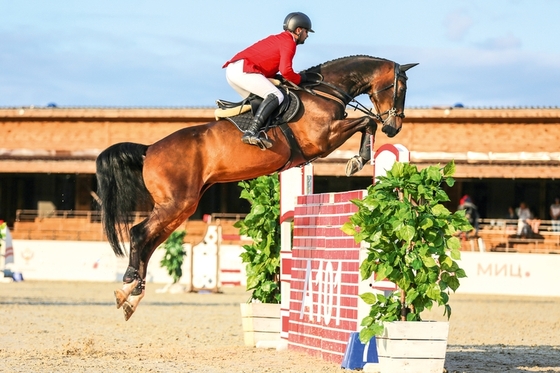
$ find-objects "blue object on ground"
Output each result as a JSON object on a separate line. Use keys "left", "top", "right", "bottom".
{"left": 341, "top": 332, "right": 378, "bottom": 370}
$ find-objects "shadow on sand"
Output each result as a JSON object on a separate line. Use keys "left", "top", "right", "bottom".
{"left": 445, "top": 345, "right": 560, "bottom": 373}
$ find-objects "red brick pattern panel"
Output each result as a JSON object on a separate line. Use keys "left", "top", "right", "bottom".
{"left": 288, "top": 190, "right": 366, "bottom": 364}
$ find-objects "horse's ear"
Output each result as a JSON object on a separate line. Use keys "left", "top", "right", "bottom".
{"left": 400, "top": 63, "right": 419, "bottom": 72}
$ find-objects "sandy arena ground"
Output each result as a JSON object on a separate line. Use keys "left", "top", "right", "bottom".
{"left": 0, "top": 281, "right": 559, "bottom": 373}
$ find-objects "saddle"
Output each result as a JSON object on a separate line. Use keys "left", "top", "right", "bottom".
{"left": 215, "top": 86, "right": 301, "bottom": 133}
{"left": 214, "top": 74, "right": 322, "bottom": 170}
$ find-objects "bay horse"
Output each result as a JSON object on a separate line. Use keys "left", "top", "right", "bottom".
{"left": 96, "top": 55, "right": 417, "bottom": 320}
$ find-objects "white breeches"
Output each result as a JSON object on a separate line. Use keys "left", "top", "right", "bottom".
{"left": 225, "top": 60, "right": 284, "bottom": 103}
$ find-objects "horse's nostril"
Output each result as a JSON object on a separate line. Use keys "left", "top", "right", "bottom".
{"left": 382, "top": 124, "right": 402, "bottom": 138}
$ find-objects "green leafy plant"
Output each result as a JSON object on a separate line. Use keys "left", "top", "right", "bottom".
{"left": 341, "top": 161, "right": 471, "bottom": 343}
{"left": 160, "top": 230, "right": 187, "bottom": 284}
{"left": 234, "top": 173, "right": 281, "bottom": 304}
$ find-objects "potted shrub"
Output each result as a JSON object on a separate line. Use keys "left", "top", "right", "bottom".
{"left": 341, "top": 161, "right": 470, "bottom": 372}
{"left": 158, "top": 230, "right": 187, "bottom": 293}
{"left": 234, "top": 173, "right": 282, "bottom": 346}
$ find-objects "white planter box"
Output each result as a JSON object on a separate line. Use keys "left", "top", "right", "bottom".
{"left": 239, "top": 303, "right": 281, "bottom": 347}
{"left": 376, "top": 321, "right": 449, "bottom": 373}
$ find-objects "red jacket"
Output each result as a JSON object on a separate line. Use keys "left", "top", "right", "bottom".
{"left": 223, "top": 31, "right": 302, "bottom": 85}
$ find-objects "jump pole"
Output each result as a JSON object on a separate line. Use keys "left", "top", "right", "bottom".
{"left": 278, "top": 163, "right": 314, "bottom": 350}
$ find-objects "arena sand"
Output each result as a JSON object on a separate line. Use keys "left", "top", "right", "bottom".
{"left": 0, "top": 281, "right": 559, "bottom": 373}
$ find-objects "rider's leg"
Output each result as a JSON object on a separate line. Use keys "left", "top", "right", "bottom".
{"left": 225, "top": 60, "right": 251, "bottom": 98}
{"left": 345, "top": 132, "right": 372, "bottom": 176}
{"left": 226, "top": 60, "right": 284, "bottom": 149}
{"left": 242, "top": 93, "right": 279, "bottom": 148}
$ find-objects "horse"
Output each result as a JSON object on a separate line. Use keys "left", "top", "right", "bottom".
{"left": 96, "top": 55, "right": 417, "bottom": 320}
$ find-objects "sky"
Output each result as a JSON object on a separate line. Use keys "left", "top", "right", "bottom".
{"left": 1, "top": 0, "right": 559, "bottom": 108}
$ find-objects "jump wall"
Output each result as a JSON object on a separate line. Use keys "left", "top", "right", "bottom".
{"left": 287, "top": 190, "right": 367, "bottom": 363}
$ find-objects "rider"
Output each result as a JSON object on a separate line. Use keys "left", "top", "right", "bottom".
{"left": 223, "top": 12, "right": 313, "bottom": 149}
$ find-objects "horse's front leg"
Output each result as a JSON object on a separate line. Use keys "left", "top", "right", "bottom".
{"left": 332, "top": 116, "right": 378, "bottom": 176}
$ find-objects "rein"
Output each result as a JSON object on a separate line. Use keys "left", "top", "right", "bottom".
{"left": 302, "top": 62, "right": 407, "bottom": 126}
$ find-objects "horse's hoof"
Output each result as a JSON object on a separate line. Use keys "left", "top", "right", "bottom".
{"left": 345, "top": 156, "right": 363, "bottom": 177}
{"left": 114, "top": 289, "right": 128, "bottom": 309}
{"left": 122, "top": 301, "right": 135, "bottom": 321}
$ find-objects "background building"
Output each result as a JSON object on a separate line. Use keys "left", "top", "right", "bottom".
{"left": 1, "top": 106, "right": 559, "bottom": 228}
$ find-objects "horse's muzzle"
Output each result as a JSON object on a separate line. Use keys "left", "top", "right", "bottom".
{"left": 382, "top": 124, "right": 401, "bottom": 138}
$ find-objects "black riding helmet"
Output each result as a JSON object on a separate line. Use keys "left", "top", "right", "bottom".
{"left": 283, "top": 12, "right": 314, "bottom": 33}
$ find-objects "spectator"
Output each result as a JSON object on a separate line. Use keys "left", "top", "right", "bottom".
{"left": 505, "top": 206, "right": 516, "bottom": 220}
{"left": 550, "top": 197, "right": 560, "bottom": 232}
{"left": 516, "top": 202, "right": 533, "bottom": 238}
{"left": 458, "top": 195, "right": 480, "bottom": 238}
{"left": 497, "top": 206, "right": 517, "bottom": 232}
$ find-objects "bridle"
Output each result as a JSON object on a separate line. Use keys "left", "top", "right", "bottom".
{"left": 368, "top": 63, "right": 408, "bottom": 126}
{"left": 300, "top": 62, "right": 407, "bottom": 128}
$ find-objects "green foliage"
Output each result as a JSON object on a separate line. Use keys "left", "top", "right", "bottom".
{"left": 341, "top": 161, "right": 470, "bottom": 343}
{"left": 0, "top": 222, "right": 7, "bottom": 255}
{"left": 159, "top": 230, "right": 187, "bottom": 284}
{"left": 234, "top": 173, "right": 281, "bottom": 304}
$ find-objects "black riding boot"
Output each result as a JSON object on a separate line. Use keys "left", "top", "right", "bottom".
{"left": 242, "top": 93, "right": 279, "bottom": 149}
{"left": 345, "top": 132, "right": 372, "bottom": 176}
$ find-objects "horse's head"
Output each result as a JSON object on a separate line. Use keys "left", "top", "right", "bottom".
{"left": 369, "top": 62, "right": 418, "bottom": 138}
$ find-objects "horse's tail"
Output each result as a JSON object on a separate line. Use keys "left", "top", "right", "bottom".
{"left": 96, "top": 142, "right": 152, "bottom": 257}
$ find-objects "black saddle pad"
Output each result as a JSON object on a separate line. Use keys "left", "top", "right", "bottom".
{"left": 224, "top": 89, "right": 301, "bottom": 133}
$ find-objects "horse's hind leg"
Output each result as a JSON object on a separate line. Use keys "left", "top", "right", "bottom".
{"left": 119, "top": 221, "right": 153, "bottom": 321}
{"left": 119, "top": 206, "right": 193, "bottom": 321}
{"left": 112, "top": 216, "right": 158, "bottom": 309}
{"left": 114, "top": 267, "right": 139, "bottom": 309}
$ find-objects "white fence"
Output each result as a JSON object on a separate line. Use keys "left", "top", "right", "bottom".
{"left": 3, "top": 239, "right": 560, "bottom": 298}
{"left": 457, "top": 251, "right": 560, "bottom": 297}
{"left": 4, "top": 239, "right": 245, "bottom": 288}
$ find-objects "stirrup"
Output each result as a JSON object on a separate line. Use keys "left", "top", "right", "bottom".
{"left": 255, "top": 138, "right": 273, "bottom": 150}
{"left": 242, "top": 132, "right": 273, "bottom": 150}
{"left": 256, "top": 132, "right": 273, "bottom": 149}
{"left": 345, "top": 156, "right": 364, "bottom": 177}
{"left": 241, "top": 131, "right": 256, "bottom": 145}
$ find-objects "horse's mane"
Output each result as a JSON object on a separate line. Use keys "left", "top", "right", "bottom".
{"left": 303, "top": 55, "right": 391, "bottom": 73}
